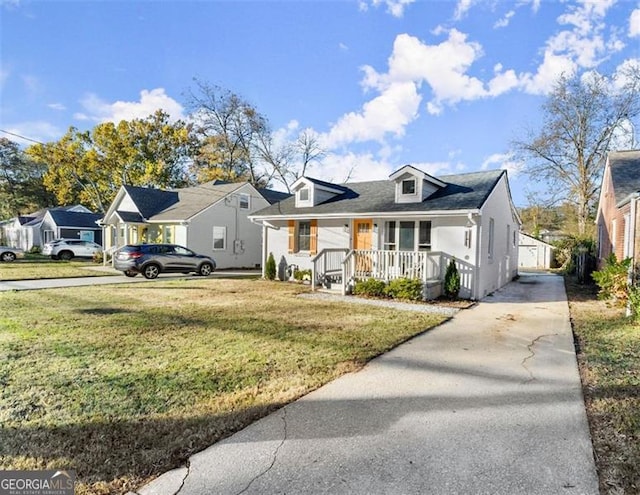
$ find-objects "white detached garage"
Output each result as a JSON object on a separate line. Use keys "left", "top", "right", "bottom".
{"left": 518, "top": 232, "right": 555, "bottom": 269}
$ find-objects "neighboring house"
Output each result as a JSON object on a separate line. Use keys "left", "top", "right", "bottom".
{"left": 518, "top": 232, "right": 555, "bottom": 269}
{"left": 250, "top": 165, "right": 521, "bottom": 300}
{"left": 100, "top": 181, "right": 287, "bottom": 269}
{"left": 595, "top": 150, "right": 640, "bottom": 268}
{"left": 0, "top": 205, "right": 100, "bottom": 251}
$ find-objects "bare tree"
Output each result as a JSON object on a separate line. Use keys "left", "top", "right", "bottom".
{"left": 514, "top": 66, "right": 640, "bottom": 236}
{"left": 186, "top": 80, "right": 272, "bottom": 187}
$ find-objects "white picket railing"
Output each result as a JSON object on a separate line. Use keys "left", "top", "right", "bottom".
{"left": 341, "top": 249, "right": 443, "bottom": 295}
{"left": 311, "top": 248, "right": 349, "bottom": 289}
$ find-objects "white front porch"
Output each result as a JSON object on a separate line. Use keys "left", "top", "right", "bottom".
{"left": 311, "top": 248, "right": 474, "bottom": 299}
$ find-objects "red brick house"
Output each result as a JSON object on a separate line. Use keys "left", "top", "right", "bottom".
{"left": 595, "top": 150, "right": 640, "bottom": 268}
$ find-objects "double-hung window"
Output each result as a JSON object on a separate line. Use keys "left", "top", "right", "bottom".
{"left": 384, "top": 221, "right": 397, "bottom": 250}
{"left": 418, "top": 221, "right": 432, "bottom": 251}
{"left": 213, "top": 226, "right": 226, "bottom": 250}
{"left": 297, "top": 221, "right": 311, "bottom": 252}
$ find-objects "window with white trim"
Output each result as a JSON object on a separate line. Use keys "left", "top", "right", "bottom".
{"left": 401, "top": 179, "right": 416, "bottom": 195}
{"left": 213, "top": 226, "right": 226, "bottom": 250}
{"left": 299, "top": 188, "right": 309, "bottom": 202}
{"left": 239, "top": 193, "right": 250, "bottom": 209}
{"left": 297, "top": 221, "right": 311, "bottom": 252}
{"left": 418, "top": 221, "right": 432, "bottom": 251}
{"left": 383, "top": 221, "right": 396, "bottom": 250}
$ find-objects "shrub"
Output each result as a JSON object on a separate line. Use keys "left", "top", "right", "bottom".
{"left": 591, "top": 254, "right": 631, "bottom": 306}
{"left": 353, "top": 278, "right": 387, "bottom": 297}
{"left": 443, "top": 258, "right": 460, "bottom": 299}
{"left": 265, "top": 252, "right": 276, "bottom": 280}
{"left": 294, "top": 269, "right": 312, "bottom": 282}
{"left": 29, "top": 245, "right": 42, "bottom": 254}
{"left": 385, "top": 278, "right": 423, "bottom": 301}
{"left": 628, "top": 285, "right": 640, "bottom": 320}
{"left": 93, "top": 251, "right": 103, "bottom": 264}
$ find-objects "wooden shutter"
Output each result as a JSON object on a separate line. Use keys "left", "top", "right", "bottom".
{"left": 288, "top": 220, "right": 295, "bottom": 254}
{"left": 310, "top": 219, "right": 318, "bottom": 255}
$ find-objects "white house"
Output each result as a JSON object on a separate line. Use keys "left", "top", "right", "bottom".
{"left": 250, "top": 165, "right": 521, "bottom": 300}
{"left": 518, "top": 232, "right": 555, "bottom": 269}
{"left": 0, "top": 205, "right": 101, "bottom": 251}
{"left": 101, "top": 181, "right": 289, "bottom": 269}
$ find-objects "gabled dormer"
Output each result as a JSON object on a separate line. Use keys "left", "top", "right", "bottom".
{"left": 389, "top": 165, "right": 446, "bottom": 204}
{"left": 291, "top": 177, "right": 345, "bottom": 208}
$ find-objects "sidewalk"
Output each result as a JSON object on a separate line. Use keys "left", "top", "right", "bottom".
{"left": 131, "top": 273, "right": 599, "bottom": 495}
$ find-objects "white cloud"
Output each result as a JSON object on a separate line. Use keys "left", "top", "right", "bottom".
{"left": 322, "top": 81, "right": 421, "bottom": 148}
{"left": 630, "top": 9, "right": 640, "bottom": 37}
{"left": 361, "top": 31, "right": 519, "bottom": 115}
{"left": 312, "top": 151, "right": 394, "bottom": 183}
{"left": 522, "top": 0, "right": 621, "bottom": 94}
{"left": 78, "top": 88, "right": 184, "bottom": 123}
{"left": 453, "top": 0, "right": 476, "bottom": 20}
{"left": 494, "top": 10, "right": 515, "bottom": 29}
{"left": 47, "top": 103, "right": 66, "bottom": 111}
{"left": 339, "top": 42, "right": 349, "bottom": 52}
{"left": 481, "top": 153, "right": 523, "bottom": 176}
{"left": 362, "top": 0, "right": 415, "bottom": 18}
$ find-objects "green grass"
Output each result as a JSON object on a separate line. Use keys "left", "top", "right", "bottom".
{"left": 0, "top": 260, "right": 116, "bottom": 281}
{"left": 565, "top": 277, "right": 640, "bottom": 495}
{"left": 0, "top": 279, "right": 447, "bottom": 495}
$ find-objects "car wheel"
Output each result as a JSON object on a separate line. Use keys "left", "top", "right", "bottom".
{"left": 198, "top": 262, "right": 214, "bottom": 277}
{"left": 59, "top": 251, "right": 73, "bottom": 261}
{"left": 0, "top": 252, "right": 16, "bottom": 262}
{"left": 142, "top": 264, "right": 160, "bottom": 279}
{"left": 50, "top": 255, "right": 59, "bottom": 260}
{"left": 124, "top": 270, "right": 138, "bottom": 278}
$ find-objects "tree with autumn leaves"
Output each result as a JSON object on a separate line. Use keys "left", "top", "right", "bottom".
{"left": 15, "top": 81, "right": 325, "bottom": 215}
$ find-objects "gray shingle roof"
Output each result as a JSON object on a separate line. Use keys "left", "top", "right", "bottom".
{"left": 252, "top": 169, "right": 506, "bottom": 217}
{"left": 258, "top": 188, "right": 293, "bottom": 205}
{"left": 609, "top": 150, "right": 640, "bottom": 205}
{"left": 123, "top": 185, "right": 179, "bottom": 219}
{"left": 147, "top": 182, "right": 244, "bottom": 221}
{"left": 48, "top": 210, "right": 102, "bottom": 228}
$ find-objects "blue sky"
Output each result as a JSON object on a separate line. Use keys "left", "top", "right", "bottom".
{"left": 1, "top": 0, "right": 639, "bottom": 206}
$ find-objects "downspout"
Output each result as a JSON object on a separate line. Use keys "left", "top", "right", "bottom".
{"left": 627, "top": 194, "right": 639, "bottom": 317}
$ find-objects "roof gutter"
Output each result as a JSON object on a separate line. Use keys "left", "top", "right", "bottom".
{"left": 250, "top": 209, "right": 482, "bottom": 222}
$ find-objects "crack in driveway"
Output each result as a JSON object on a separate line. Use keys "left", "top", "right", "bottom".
{"left": 235, "top": 407, "right": 288, "bottom": 495}
{"left": 521, "top": 333, "right": 557, "bottom": 383}
{"left": 172, "top": 461, "right": 190, "bottom": 495}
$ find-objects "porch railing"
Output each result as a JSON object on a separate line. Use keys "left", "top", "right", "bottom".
{"left": 342, "top": 250, "right": 444, "bottom": 295}
{"left": 311, "top": 248, "right": 350, "bottom": 289}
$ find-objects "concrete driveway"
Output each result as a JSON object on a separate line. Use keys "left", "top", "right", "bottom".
{"left": 131, "top": 272, "right": 598, "bottom": 495}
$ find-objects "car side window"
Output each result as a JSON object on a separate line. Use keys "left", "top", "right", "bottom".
{"left": 173, "top": 246, "right": 192, "bottom": 256}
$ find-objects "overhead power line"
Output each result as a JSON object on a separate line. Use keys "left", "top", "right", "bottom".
{"left": 0, "top": 128, "right": 46, "bottom": 145}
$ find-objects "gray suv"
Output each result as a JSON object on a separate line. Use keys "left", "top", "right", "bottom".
{"left": 114, "top": 244, "right": 216, "bottom": 279}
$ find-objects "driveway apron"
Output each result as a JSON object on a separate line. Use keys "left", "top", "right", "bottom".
{"left": 136, "top": 273, "right": 599, "bottom": 495}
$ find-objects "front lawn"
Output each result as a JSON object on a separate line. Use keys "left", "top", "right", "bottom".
{"left": 565, "top": 277, "right": 640, "bottom": 494}
{"left": 0, "top": 279, "right": 447, "bottom": 495}
{"left": 0, "top": 260, "right": 115, "bottom": 281}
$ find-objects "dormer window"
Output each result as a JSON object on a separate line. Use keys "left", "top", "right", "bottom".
{"left": 389, "top": 165, "right": 446, "bottom": 204}
{"left": 402, "top": 179, "right": 416, "bottom": 195}
{"left": 299, "top": 188, "right": 309, "bottom": 202}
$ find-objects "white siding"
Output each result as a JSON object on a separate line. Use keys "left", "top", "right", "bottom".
{"left": 518, "top": 233, "right": 554, "bottom": 269}
{"left": 477, "top": 176, "right": 520, "bottom": 298}
{"left": 186, "top": 183, "right": 268, "bottom": 269}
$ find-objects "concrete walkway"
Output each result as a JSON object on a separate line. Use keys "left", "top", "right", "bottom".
{"left": 0, "top": 269, "right": 261, "bottom": 291}
{"left": 131, "top": 272, "right": 599, "bottom": 495}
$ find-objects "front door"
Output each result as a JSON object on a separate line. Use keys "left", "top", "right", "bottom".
{"left": 353, "top": 219, "right": 373, "bottom": 250}
{"left": 353, "top": 219, "right": 373, "bottom": 275}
